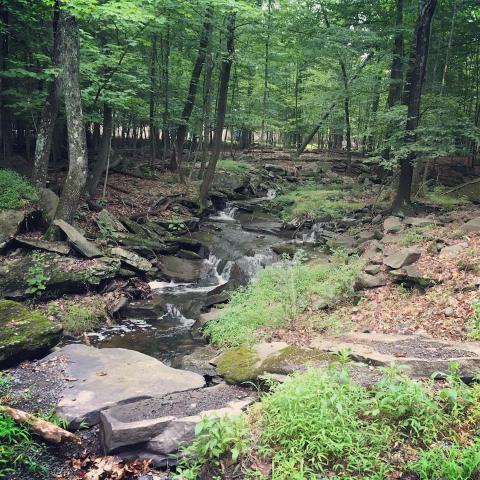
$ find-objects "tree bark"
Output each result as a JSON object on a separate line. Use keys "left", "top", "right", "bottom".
{"left": 0, "top": 3, "right": 12, "bottom": 167}
{"left": 392, "top": 0, "right": 437, "bottom": 212}
{"left": 198, "top": 52, "right": 214, "bottom": 179}
{"left": 199, "top": 12, "right": 235, "bottom": 206}
{"left": 339, "top": 61, "right": 352, "bottom": 174}
{"left": 50, "top": 7, "right": 88, "bottom": 227}
{"left": 171, "top": 3, "right": 213, "bottom": 174}
{"left": 440, "top": 0, "right": 456, "bottom": 96}
{"left": 387, "top": 0, "right": 405, "bottom": 108}
{"left": 149, "top": 33, "right": 157, "bottom": 168}
{"left": 32, "top": 0, "right": 61, "bottom": 188}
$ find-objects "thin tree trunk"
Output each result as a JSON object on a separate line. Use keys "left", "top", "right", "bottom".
{"left": 161, "top": 26, "right": 171, "bottom": 162}
{"left": 50, "top": 8, "right": 88, "bottom": 228}
{"left": 440, "top": 0, "right": 456, "bottom": 96}
{"left": 199, "top": 12, "right": 235, "bottom": 206}
{"left": 261, "top": 0, "right": 272, "bottom": 144}
{"left": 87, "top": 103, "right": 113, "bottom": 197}
{"left": 149, "top": 34, "right": 158, "bottom": 168}
{"left": 199, "top": 52, "right": 214, "bottom": 179}
{"left": 387, "top": 0, "right": 405, "bottom": 108}
{"left": 171, "top": 3, "right": 213, "bottom": 174}
{"left": 32, "top": 0, "right": 61, "bottom": 188}
{"left": 0, "top": 3, "right": 12, "bottom": 167}
{"left": 339, "top": 61, "right": 352, "bottom": 174}
{"left": 392, "top": 0, "right": 437, "bottom": 211}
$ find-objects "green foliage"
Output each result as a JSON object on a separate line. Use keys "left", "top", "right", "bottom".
{"left": 467, "top": 299, "right": 480, "bottom": 340}
{"left": 174, "top": 415, "right": 249, "bottom": 480}
{"left": 26, "top": 253, "right": 50, "bottom": 296}
{"left": 274, "top": 184, "right": 366, "bottom": 221}
{"left": 400, "top": 226, "right": 435, "bottom": 247}
{"left": 217, "top": 159, "right": 251, "bottom": 174}
{"left": 0, "top": 374, "right": 12, "bottom": 402}
{"left": 205, "top": 251, "right": 362, "bottom": 347}
{"left": 425, "top": 185, "right": 471, "bottom": 210}
{"left": 0, "top": 169, "right": 38, "bottom": 210}
{"left": 49, "top": 298, "right": 106, "bottom": 335}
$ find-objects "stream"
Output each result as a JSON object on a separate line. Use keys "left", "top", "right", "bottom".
{"left": 88, "top": 195, "right": 295, "bottom": 364}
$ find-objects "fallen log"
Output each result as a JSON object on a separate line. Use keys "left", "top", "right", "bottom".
{"left": 0, "top": 406, "right": 81, "bottom": 445}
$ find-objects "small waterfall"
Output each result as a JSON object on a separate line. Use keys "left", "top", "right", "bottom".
{"left": 235, "top": 251, "right": 278, "bottom": 279}
{"left": 164, "top": 304, "right": 195, "bottom": 327}
{"left": 210, "top": 204, "right": 238, "bottom": 222}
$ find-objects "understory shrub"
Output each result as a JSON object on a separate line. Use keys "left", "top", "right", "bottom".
{"left": 425, "top": 185, "right": 470, "bottom": 210}
{"left": 0, "top": 169, "right": 38, "bottom": 210}
{"left": 205, "top": 251, "right": 362, "bottom": 347}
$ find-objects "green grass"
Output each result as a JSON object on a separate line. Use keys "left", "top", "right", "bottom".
{"left": 217, "top": 158, "right": 251, "bottom": 174}
{"left": 274, "top": 183, "right": 366, "bottom": 221}
{"left": 48, "top": 299, "right": 106, "bottom": 335}
{"left": 425, "top": 185, "right": 471, "bottom": 210}
{"left": 179, "top": 364, "right": 480, "bottom": 479}
{"left": 400, "top": 225, "right": 436, "bottom": 247}
{"left": 204, "top": 251, "right": 362, "bottom": 348}
{"left": 0, "top": 169, "right": 38, "bottom": 210}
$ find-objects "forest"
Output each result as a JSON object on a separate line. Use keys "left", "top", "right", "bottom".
{"left": 0, "top": 0, "right": 480, "bottom": 479}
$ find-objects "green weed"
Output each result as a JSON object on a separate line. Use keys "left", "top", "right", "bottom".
{"left": 217, "top": 159, "right": 251, "bottom": 174}
{"left": 0, "top": 169, "right": 38, "bottom": 210}
{"left": 400, "top": 226, "right": 435, "bottom": 247}
{"left": 56, "top": 300, "right": 106, "bottom": 335}
{"left": 425, "top": 185, "right": 471, "bottom": 210}
{"left": 468, "top": 299, "right": 480, "bottom": 340}
{"left": 26, "top": 252, "right": 50, "bottom": 296}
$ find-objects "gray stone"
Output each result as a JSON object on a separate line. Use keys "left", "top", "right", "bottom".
{"left": 381, "top": 233, "right": 400, "bottom": 244}
{"left": 389, "top": 265, "right": 437, "bottom": 288}
{"left": 158, "top": 255, "right": 204, "bottom": 282}
{"left": 383, "top": 216, "right": 403, "bottom": 234}
{"left": 364, "top": 264, "right": 381, "bottom": 275}
{"left": 356, "top": 230, "right": 376, "bottom": 244}
{"left": 97, "top": 210, "right": 128, "bottom": 233}
{"left": 0, "top": 209, "right": 24, "bottom": 249}
{"left": 404, "top": 216, "right": 436, "bottom": 227}
{"left": 38, "top": 188, "right": 59, "bottom": 222}
{"left": 110, "top": 247, "right": 152, "bottom": 272}
{"left": 462, "top": 217, "right": 480, "bottom": 234}
{"left": 327, "top": 234, "right": 356, "bottom": 250}
{"left": 360, "top": 240, "right": 383, "bottom": 261}
{"left": 311, "top": 333, "right": 480, "bottom": 380}
{"left": 47, "top": 344, "right": 205, "bottom": 427}
{"left": 54, "top": 220, "right": 102, "bottom": 258}
{"left": 439, "top": 242, "right": 468, "bottom": 257}
{"left": 355, "top": 273, "right": 387, "bottom": 290}
{"left": 383, "top": 247, "right": 421, "bottom": 270}
{"left": 15, "top": 236, "right": 70, "bottom": 255}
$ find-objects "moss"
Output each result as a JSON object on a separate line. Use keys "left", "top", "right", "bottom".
{"left": 215, "top": 345, "right": 260, "bottom": 384}
{"left": 261, "top": 346, "right": 334, "bottom": 375}
{"left": 0, "top": 300, "right": 62, "bottom": 363}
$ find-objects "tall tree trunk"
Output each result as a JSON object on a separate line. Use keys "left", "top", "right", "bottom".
{"left": 149, "top": 34, "right": 157, "bottom": 168}
{"left": 199, "top": 52, "right": 214, "bottom": 179}
{"left": 0, "top": 3, "right": 12, "bottom": 167}
{"left": 32, "top": 0, "right": 61, "bottom": 188}
{"left": 261, "top": 0, "right": 272, "bottom": 145}
{"left": 440, "top": 0, "right": 456, "bottom": 96}
{"left": 339, "top": 61, "right": 352, "bottom": 174}
{"left": 392, "top": 0, "right": 437, "bottom": 212}
{"left": 387, "top": 0, "right": 405, "bottom": 108}
{"left": 87, "top": 103, "right": 113, "bottom": 197}
{"left": 171, "top": 3, "right": 213, "bottom": 174}
{"left": 161, "top": 26, "right": 171, "bottom": 162}
{"left": 199, "top": 12, "right": 235, "bottom": 206}
{"left": 50, "top": 8, "right": 88, "bottom": 227}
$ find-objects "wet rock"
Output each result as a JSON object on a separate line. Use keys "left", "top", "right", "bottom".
{"left": 0, "top": 209, "right": 25, "bottom": 250}
{"left": 383, "top": 247, "right": 421, "bottom": 270}
{"left": 355, "top": 273, "right": 387, "bottom": 290}
{"left": 171, "top": 344, "right": 219, "bottom": 377}
{"left": 462, "top": 217, "right": 480, "bottom": 234}
{"left": 38, "top": 187, "right": 59, "bottom": 223}
{"left": 117, "top": 233, "right": 177, "bottom": 255}
{"left": 0, "top": 300, "right": 62, "bottom": 365}
{"left": 271, "top": 242, "right": 298, "bottom": 257}
{"left": 311, "top": 333, "right": 480, "bottom": 380}
{"left": 47, "top": 344, "right": 205, "bottom": 427}
{"left": 383, "top": 216, "right": 403, "bottom": 234}
{"left": 439, "top": 242, "right": 468, "bottom": 257}
{"left": 54, "top": 220, "right": 102, "bottom": 258}
{"left": 110, "top": 247, "right": 152, "bottom": 272}
{"left": 15, "top": 236, "right": 71, "bottom": 255}
{"left": 157, "top": 255, "right": 204, "bottom": 282}
{"left": 389, "top": 265, "right": 437, "bottom": 288}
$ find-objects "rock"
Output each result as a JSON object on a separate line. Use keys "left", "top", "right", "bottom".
{"left": 326, "top": 234, "right": 356, "bottom": 250}
{"left": 404, "top": 216, "right": 436, "bottom": 227}
{"left": 364, "top": 264, "right": 381, "bottom": 275}
{"left": 0, "top": 253, "right": 120, "bottom": 299}
{"left": 110, "top": 247, "right": 152, "bottom": 272}
{"left": 271, "top": 242, "right": 298, "bottom": 257}
{"left": 383, "top": 216, "right": 403, "bottom": 234}
{"left": 0, "top": 209, "right": 25, "bottom": 249}
{"left": 0, "top": 300, "right": 62, "bottom": 365}
{"left": 264, "top": 164, "right": 287, "bottom": 175}
{"left": 38, "top": 188, "right": 59, "bottom": 223}
{"left": 46, "top": 344, "right": 205, "bottom": 427}
{"left": 97, "top": 210, "right": 128, "bottom": 233}
{"left": 462, "top": 217, "right": 480, "bottom": 234}
{"left": 177, "top": 249, "right": 203, "bottom": 260}
{"left": 372, "top": 214, "right": 382, "bottom": 224}
{"left": 171, "top": 345, "right": 219, "bottom": 377}
{"left": 213, "top": 343, "right": 335, "bottom": 384}
{"left": 355, "top": 273, "right": 387, "bottom": 290}
{"left": 311, "top": 333, "right": 480, "bottom": 380}
{"left": 439, "top": 242, "right": 468, "bottom": 257}
{"left": 389, "top": 265, "right": 437, "bottom": 288}
{"left": 356, "top": 230, "right": 376, "bottom": 244}
{"left": 197, "top": 309, "right": 222, "bottom": 328}
{"left": 383, "top": 247, "right": 421, "bottom": 270}
{"left": 157, "top": 255, "right": 204, "bottom": 282}
{"left": 360, "top": 240, "right": 383, "bottom": 261}
{"left": 100, "top": 384, "right": 254, "bottom": 461}
{"left": 381, "top": 233, "right": 400, "bottom": 244}
{"left": 54, "top": 220, "right": 102, "bottom": 258}
{"left": 15, "top": 236, "right": 71, "bottom": 255}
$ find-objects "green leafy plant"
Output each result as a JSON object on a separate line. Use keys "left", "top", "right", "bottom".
{"left": 425, "top": 185, "right": 471, "bottom": 210}
{"left": 0, "top": 169, "right": 38, "bottom": 210}
{"left": 26, "top": 252, "right": 50, "bottom": 296}
{"left": 60, "top": 302, "right": 105, "bottom": 335}
{"left": 468, "top": 299, "right": 480, "bottom": 340}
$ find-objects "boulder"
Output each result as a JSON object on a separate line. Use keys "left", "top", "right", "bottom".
{"left": 272, "top": 242, "right": 299, "bottom": 258}
{"left": 389, "top": 265, "right": 437, "bottom": 288}
{"left": 110, "top": 247, "right": 152, "bottom": 272}
{"left": 117, "top": 233, "right": 177, "bottom": 255}
{"left": 0, "top": 300, "right": 62, "bottom": 364}
{"left": 360, "top": 240, "right": 383, "bottom": 261}
{"left": 439, "top": 242, "right": 468, "bottom": 257}
{"left": 0, "top": 209, "right": 25, "bottom": 249}
{"left": 54, "top": 220, "right": 102, "bottom": 258}
{"left": 326, "top": 234, "right": 356, "bottom": 250}
{"left": 171, "top": 345, "right": 219, "bottom": 377}
{"left": 356, "top": 230, "right": 376, "bottom": 244}
{"left": 158, "top": 255, "right": 204, "bottom": 282}
{"left": 355, "top": 273, "right": 387, "bottom": 290}
{"left": 383, "top": 216, "right": 403, "bottom": 234}
{"left": 97, "top": 210, "right": 128, "bottom": 233}
{"left": 364, "top": 264, "right": 381, "bottom": 275}
{"left": 100, "top": 384, "right": 254, "bottom": 462}
{"left": 404, "top": 216, "right": 437, "bottom": 227}
{"left": 38, "top": 188, "right": 59, "bottom": 223}
{"left": 383, "top": 247, "right": 421, "bottom": 270}
{"left": 47, "top": 344, "right": 206, "bottom": 427}
{"left": 311, "top": 333, "right": 480, "bottom": 380}
{"left": 462, "top": 217, "right": 480, "bottom": 234}
{"left": 15, "top": 236, "right": 70, "bottom": 255}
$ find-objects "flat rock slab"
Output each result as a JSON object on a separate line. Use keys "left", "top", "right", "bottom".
{"left": 15, "top": 236, "right": 71, "bottom": 255}
{"left": 311, "top": 333, "right": 480, "bottom": 380}
{"left": 100, "top": 384, "right": 254, "bottom": 454}
{"left": 54, "top": 220, "right": 102, "bottom": 258}
{"left": 110, "top": 247, "right": 152, "bottom": 272}
{"left": 383, "top": 247, "right": 421, "bottom": 270}
{"left": 462, "top": 217, "right": 480, "bottom": 234}
{"left": 47, "top": 344, "right": 205, "bottom": 427}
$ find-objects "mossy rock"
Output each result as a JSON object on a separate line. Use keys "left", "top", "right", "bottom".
{"left": 0, "top": 300, "right": 62, "bottom": 364}
{"left": 0, "top": 253, "right": 121, "bottom": 300}
{"left": 214, "top": 343, "right": 335, "bottom": 384}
